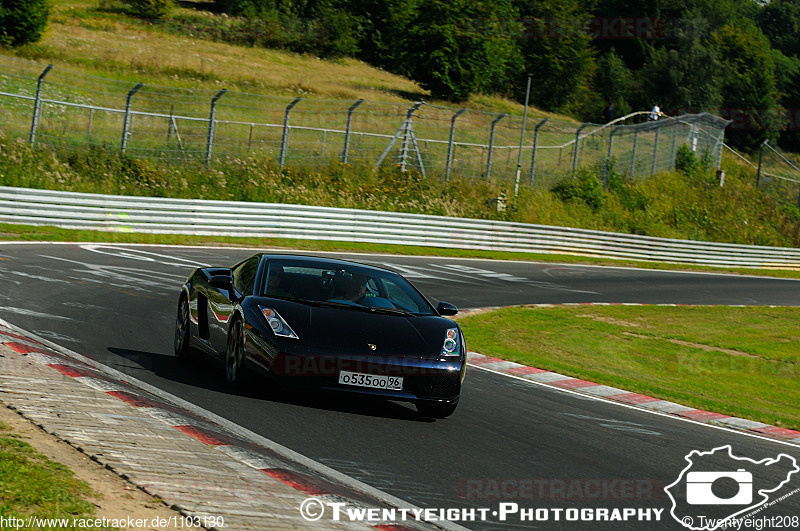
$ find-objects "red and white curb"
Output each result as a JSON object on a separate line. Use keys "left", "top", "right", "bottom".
{"left": 0, "top": 322, "right": 451, "bottom": 531}
{"left": 460, "top": 304, "right": 800, "bottom": 446}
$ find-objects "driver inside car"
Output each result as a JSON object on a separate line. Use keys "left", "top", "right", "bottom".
{"left": 266, "top": 265, "right": 293, "bottom": 298}
{"left": 330, "top": 272, "right": 396, "bottom": 308}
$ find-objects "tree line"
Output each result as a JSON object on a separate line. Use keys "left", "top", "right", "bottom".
{"left": 212, "top": 0, "right": 800, "bottom": 153}
{"left": 3, "top": 0, "right": 800, "bottom": 152}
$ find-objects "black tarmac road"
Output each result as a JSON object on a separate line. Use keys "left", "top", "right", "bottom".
{"left": 1, "top": 242, "right": 798, "bottom": 530}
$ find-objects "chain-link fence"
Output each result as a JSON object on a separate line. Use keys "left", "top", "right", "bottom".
{"left": 756, "top": 141, "right": 800, "bottom": 210}
{"left": 0, "top": 55, "right": 730, "bottom": 187}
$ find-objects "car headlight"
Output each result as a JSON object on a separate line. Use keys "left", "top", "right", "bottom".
{"left": 258, "top": 306, "right": 299, "bottom": 339}
{"left": 441, "top": 328, "right": 461, "bottom": 357}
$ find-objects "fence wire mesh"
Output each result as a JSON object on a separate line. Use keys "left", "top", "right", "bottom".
{"left": 757, "top": 141, "right": 800, "bottom": 210}
{"left": 0, "top": 55, "right": 730, "bottom": 186}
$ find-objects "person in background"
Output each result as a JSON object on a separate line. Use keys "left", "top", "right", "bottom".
{"left": 602, "top": 103, "right": 614, "bottom": 124}
{"left": 650, "top": 104, "right": 661, "bottom": 121}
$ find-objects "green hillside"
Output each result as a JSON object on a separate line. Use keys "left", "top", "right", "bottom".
{"left": 11, "top": 0, "right": 551, "bottom": 114}
{"left": 1, "top": 0, "right": 799, "bottom": 251}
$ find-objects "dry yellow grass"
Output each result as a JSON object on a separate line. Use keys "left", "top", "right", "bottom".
{"left": 14, "top": 0, "right": 569, "bottom": 119}
{"left": 41, "top": 1, "right": 422, "bottom": 101}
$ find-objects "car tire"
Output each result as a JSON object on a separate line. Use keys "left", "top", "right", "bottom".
{"left": 416, "top": 400, "right": 458, "bottom": 419}
{"left": 174, "top": 295, "right": 191, "bottom": 359}
{"left": 225, "top": 318, "right": 246, "bottom": 387}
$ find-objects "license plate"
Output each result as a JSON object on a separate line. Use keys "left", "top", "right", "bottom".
{"left": 338, "top": 371, "right": 403, "bottom": 391}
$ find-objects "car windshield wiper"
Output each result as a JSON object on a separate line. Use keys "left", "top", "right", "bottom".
{"left": 269, "top": 296, "right": 331, "bottom": 307}
{"left": 284, "top": 298, "right": 415, "bottom": 316}
{"left": 365, "top": 307, "right": 413, "bottom": 316}
{"left": 310, "top": 300, "right": 358, "bottom": 310}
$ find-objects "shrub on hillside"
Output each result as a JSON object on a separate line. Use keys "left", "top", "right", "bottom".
{"left": 0, "top": 0, "right": 50, "bottom": 46}
{"left": 121, "top": 0, "right": 172, "bottom": 19}
{"left": 607, "top": 170, "right": 648, "bottom": 213}
{"left": 675, "top": 144, "right": 699, "bottom": 176}
{"left": 551, "top": 169, "right": 605, "bottom": 210}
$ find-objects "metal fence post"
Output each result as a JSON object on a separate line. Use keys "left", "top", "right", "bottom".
{"left": 167, "top": 104, "right": 174, "bottom": 141}
{"left": 514, "top": 74, "right": 532, "bottom": 199}
{"left": 120, "top": 82, "right": 143, "bottom": 153}
{"left": 651, "top": 126, "right": 660, "bottom": 176}
{"left": 630, "top": 129, "right": 639, "bottom": 178}
{"left": 205, "top": 89, "right": 227, "bottom": 167}
{"left": 341, "top": 99, "right": 364, "bottom": 164}
{"left": 572, "top": 124, "right": 589, "bottom": 173}
{"left": 486, "top": 113, "right": 506, "bottom": 178}
{"left": 87, "top": 108, "right": 94, "bottom": 142}
{"left": 605, "top": 125, "right": 620, "bottom": 184}
{"left": 280, "top": 97, "right": 301, "bottom": 169}
{"left": 670, "top": 119, "right": 679, "bottom": 170}
{"left": 445, "top": 108, "right": 467, "bottom": 181}
{"left": 756, "top": 140, "right": 765, "bottom": 188}
{"left": 29, "top": 64, "right": 53, "bottom": 147}
{"left": 529, "top": 118, "right": 548, "bottom": 186}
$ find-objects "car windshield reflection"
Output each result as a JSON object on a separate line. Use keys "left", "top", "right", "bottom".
{"left": 262, "top": 260, "right": 435, "bottom": 316}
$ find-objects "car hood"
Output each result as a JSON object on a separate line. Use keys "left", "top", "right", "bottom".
{"left": 257, "top": 300, "right": 444, "bottom": 358}
{"left": 308, "top": 306, "right": 429, "bottom": 356}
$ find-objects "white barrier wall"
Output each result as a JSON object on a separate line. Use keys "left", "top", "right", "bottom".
{"left": 1, "top": 185, "right": 799, "bottom": 268}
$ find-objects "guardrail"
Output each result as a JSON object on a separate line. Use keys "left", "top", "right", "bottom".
{"left": 1, "top": 185, "right": 799, "bottom": 268}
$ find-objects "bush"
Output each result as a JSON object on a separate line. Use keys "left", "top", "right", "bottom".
{"left": 306, "top": 7, "right": 360, "bottom": 58}
{"left": 551, "top": 170, "right": 605, "bottom": 210}
{"left": 0, "top": 0, "right": 50, "bottom": 46}
{"left": 607, "top": 170, "right": 648, "bottom": 213}
{"left": 121, "top": 0, "right": 173, "bottom": 19}
{"left": 675, "top": 144, "right": 699, "bottom": 176}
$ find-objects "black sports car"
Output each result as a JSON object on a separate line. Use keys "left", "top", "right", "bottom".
{"left": 174, "top": 254, "right": 466, "bottom": 418}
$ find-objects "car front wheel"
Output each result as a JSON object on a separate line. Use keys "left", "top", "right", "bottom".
{"left": 225, "top": 319, "right": 246, "bottom": 386}
{"left": 174, "top": 295, "right": 191, "bottom": 359}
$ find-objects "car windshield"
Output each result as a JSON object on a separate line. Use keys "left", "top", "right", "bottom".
{"left": 262, "top": 259, "right": 434, "bottom": 316}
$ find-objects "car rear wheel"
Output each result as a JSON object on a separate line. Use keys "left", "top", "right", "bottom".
{"left": 226, "top": 319, "right": 245, "bottom": 386}
{"left": 174, "top": 295, "right": 191, "bottom": 359}
{"left": 416, "top": 400, "right": 458, "bottom": 419}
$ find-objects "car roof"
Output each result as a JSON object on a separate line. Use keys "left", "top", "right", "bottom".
{"left": 257, "top": 254, "right": 398, "bottom": 275}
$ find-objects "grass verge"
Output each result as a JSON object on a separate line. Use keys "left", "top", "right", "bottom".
{"left": 2, "top": 222, "right": 800, "bottom": 279}
{"left": 457, "top": 305, "right": 800, "bottom": 430}
{"left": 0, "top": 419, "right": 109, "bottom": 529}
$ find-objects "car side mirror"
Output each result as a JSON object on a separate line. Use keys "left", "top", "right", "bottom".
{"left": 436, "top": 302, "right": 458, "bottom": 316}
{"left": 209, "top": 275, "right": 233, "bottom": 290}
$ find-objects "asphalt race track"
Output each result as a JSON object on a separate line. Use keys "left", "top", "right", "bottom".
{"left": 1, "top": 242, "right": 799, "bottom": 530}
